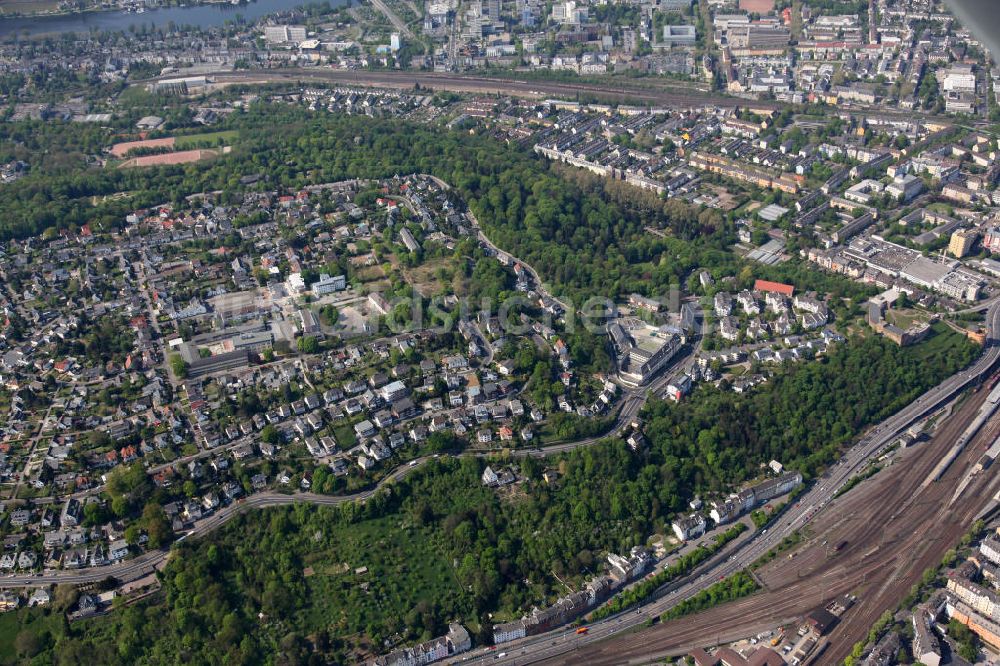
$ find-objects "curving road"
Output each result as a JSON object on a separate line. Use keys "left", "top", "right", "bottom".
{"left": 0, "top": 460, "right": 426, "bottom": 588}
{"left": 0, "top": 177, "right": 694, "bottom": 590}
{"left": 464, "top": 207, "right": 571, "bottom": 316}
{"left": 454, "top": 301, "right": 1000, "bottom": 665}
{"left": 8, "top": 181, "right": 999, "bottom": 666}
{"left": 3, "top": 285, "right": 995, "bottom": 666}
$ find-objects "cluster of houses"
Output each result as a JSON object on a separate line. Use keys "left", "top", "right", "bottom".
{"left": 0, "top": 587, "right": 50, "bottom": 613}
{"left": 371, "top": 623, "right": 472, "bottom": 666}
{"left": 0, "top": 165, "right": 630, "bottom": 596}
{"left": 492, "top": 546, "right": 651, "bottom": 645}
{"left": 858, "top": 526, "right": 1000, "bottom": 665}
{"left": 672, "top": 469, "right": 803, "bottom": 542}
{"left": 3, "top": 507, "right": 132, "bottom": 574}
{"left": 713, "top": 280, "right": 829, "bottom": 344}
{"left": 940, "top": 531, "right": 1000, "bottom": 649}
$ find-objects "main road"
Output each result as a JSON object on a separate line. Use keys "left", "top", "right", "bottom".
{"left": 368, "top": 0, "right": 415, "bottom": 40}
{"left": 3, "top": 290, "right": 996, "bottom": 666}
{"left": 551, "top": 358, "right": 1000, "bottom": 666}
{"left": 454, "top": 301, "right": 1000, "bottom": 665}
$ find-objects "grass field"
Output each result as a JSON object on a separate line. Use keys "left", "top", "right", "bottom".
{"left": 174, "top": 130, "right": 238, "bottom": 149}
{"left": 403, "top": 258, "right": 454, "bottom": 297}
{"left": 117, "top": 86, "right": 156, "bottom": 105}
{"left": 886, "top": 308, "right": 929, "bottom": 330}
{"left": 353, "top": 265, "right": 387, "bottom": 282}
{"left": 297, "top": 517, "right": 471, "bottom": 638}
{"left": 333, "top": 423, "right": 358, "bottom": 450}
{"left": 0, "top": 605, "right": 64, "bottom": 664}
{"left": 912, "top": 322, "right": 973, "bottom": 361}
{"left": 926, "top": 202, "right": 955, "bottom": 215}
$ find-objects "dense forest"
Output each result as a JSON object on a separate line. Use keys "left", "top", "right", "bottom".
{"left": 0, "top": 105, "right": 733, "bottom": 303}
{"left": 641, "top": 326, "right": 977, "bottom": 491}
{"left": 0, "top": 98, "right": 982, "bottom": 664}
{"left": 1, "top": 327, "right": 978, "bottom": 665}
{"left": 1, "top": 451, "right": 661, "bottom": 665}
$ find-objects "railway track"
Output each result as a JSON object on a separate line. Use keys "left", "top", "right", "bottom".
{"left": 536, "top": 380, "right": 1000, "bottom": 665}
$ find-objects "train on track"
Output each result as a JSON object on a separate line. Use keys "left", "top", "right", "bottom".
{"left": 927, "top": 381, "right": 1000, "bottom": 485}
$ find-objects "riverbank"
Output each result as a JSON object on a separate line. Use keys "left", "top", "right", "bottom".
{"left": 0, "top": 0, "right": 309, "bottom": 38}
{"left": 0, "top": 0, "right": 246, "bottom": 19}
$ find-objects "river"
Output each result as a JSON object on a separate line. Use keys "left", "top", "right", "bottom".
{"left": 0, "top": 0, "right": 987, "bottom": 58}
{"left": 0, "top": 0, "right": 325, "bottom": 38}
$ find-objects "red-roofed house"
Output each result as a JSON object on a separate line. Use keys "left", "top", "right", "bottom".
{"left": 753, "top": 279, "right": 794, "bottom": 297}
{"left": 153, "top": 469, "right": 175, "bottom": 487}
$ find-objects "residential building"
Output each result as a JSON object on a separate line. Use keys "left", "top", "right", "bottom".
{"left": 912, "top": 607, "right": 942, "bottom": 666}
{"left": 672, "top": 514, "right": 706, "bottom": 541}
{"left": 949, "top": 229, "right": 977, "bottom": 258}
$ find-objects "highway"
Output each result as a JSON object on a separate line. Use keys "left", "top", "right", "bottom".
{"left": 368, "top": 0, "right": 415, "bottom": 40}
{"left": 0, "top": 282, "right": 993, "bottom": 666}
{"left": 4, "top": 176, "right": 997, "bottom": 663}
{"left": 452, "top": 301, "right": 1000, "bottom": 665}
{"left": 565, "top": 362, "right": 1000, "bottom": 666}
